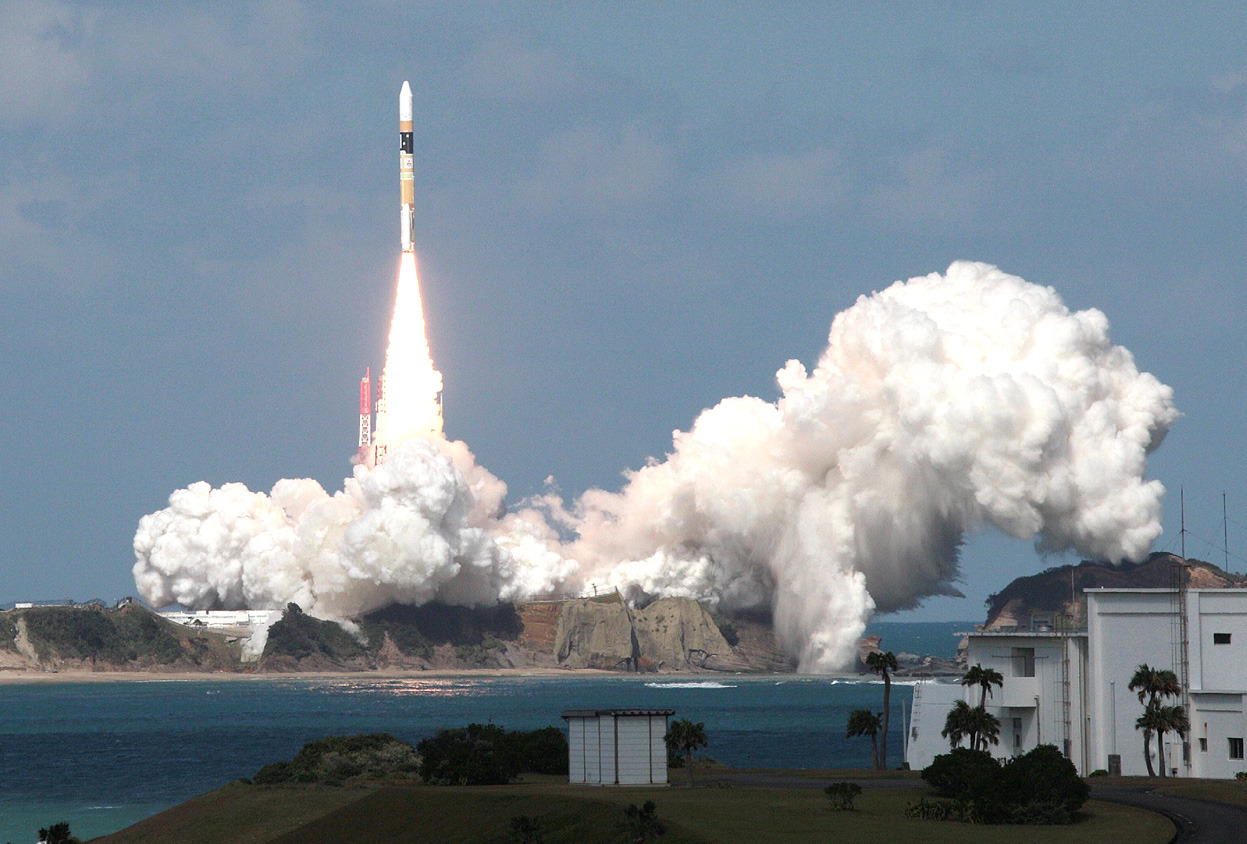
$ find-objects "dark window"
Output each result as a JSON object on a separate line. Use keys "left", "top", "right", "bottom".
{"left": 1012, "top": 647, "right": 1036, "bottom": 677}
{"left": 1230, "top": 738, "right": 1244, "bottom": 760}
{"left": 1214, "top": 632, "right": 1232, "bottom": 645}
{"left": 1199, "top": 737, "right": 1208, "bottom": 752}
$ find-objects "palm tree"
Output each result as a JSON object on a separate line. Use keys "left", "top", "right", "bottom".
{"left": 665, "top": 719, "right": 708, "bottom": 786}
{"left": 865, "top": 650, "right": 898, "bottom": 769}
{"left": 1129, "top": 664, "right": 1182, "bottom": 776}
{"left": 1153, "top": 705, "right": 1190, "bottom": 778}
{"left": 942, "top": 699, "right": 975, "bottom": 749}
{"left": 968, "top": 706, "right": 1002, "bottom": 751}
{"left": 961, "top": 664, "right": 1004, "bottom": 708}
{"left": 1135, "top": 706, "right": 1165, "bottom": 777}
{"left": 846, "top": 709, "right": 882, "bottom": 769}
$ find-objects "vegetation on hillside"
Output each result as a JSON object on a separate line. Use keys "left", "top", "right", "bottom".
{"left": 261, "top": 601, "right": 523, "bottom": 665}
{"left": 252, "top": 733, "right": 420, "bottom": 786}
{"left": 262, "top": 603, "right": 368, "bottom": 663}
{"left": 416, "top": 723, "right": 569, "bottom": 785}
{"left": 9, "top": 604, "right": 230, "bottom": 668}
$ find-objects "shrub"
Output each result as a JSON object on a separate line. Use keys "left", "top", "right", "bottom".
{"left": 619, "top": 800, "right": 665, "bottom": 841}
{"left": 824, "top": 782, "right": 862, "bottom": 811}
{"left": 253, "top": 733, "right": 419, "bottom": 785}
{"left": 919, "top": 745, "right": 1088, "bottom": 825}
{"left": 417, "top": 723, "right": 568, "bottom": 784}
{"left": 998, "top": 745, "right": 1089, "bottom": 823}
{"left": 922, "top": 748, "right": 998, "bottom": 800}
{"left": 1089, "top": 769, "right": 1108, "bottom": 777}
{"left": 509, "top": 815, "right": 544, "bottom": 843}
{"left": 1237, "top": 771, "right": 1247, "bottom": 780}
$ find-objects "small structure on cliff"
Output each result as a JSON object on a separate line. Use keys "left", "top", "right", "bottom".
{"left": 563, "top": 708, "right": 674, "bottom": 785}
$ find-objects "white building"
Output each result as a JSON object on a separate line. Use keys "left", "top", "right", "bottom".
{"left": 159, "top": 609, "right": 283, "bottom": 631}
{"left": 562, "top": 708, "right": 673, "bottom": 785}
{"left": 907, "top": 587, "right": 1247, "bottom": 779}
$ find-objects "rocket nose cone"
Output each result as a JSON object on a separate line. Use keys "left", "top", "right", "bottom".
{"left": 399, "top": 81, "right": 412, "bottom": 121}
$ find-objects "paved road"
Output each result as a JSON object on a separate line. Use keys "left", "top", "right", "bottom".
{"left": 717, "top": 771, "right": 1247, "bottom": 843}
{"left": 1090, "top": 784, "right": 1247, "bottom": 844}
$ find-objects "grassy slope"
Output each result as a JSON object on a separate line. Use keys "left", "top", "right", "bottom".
{"left": 93, "top": 782, "right": 375, "bottom": 844}
{"left": 95, "top": 778, "right": 1174, "bottom": 844}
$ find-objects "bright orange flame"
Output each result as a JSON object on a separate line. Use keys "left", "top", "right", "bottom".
{"left": 380, "top": 251, "right": 443, "bottom": 451}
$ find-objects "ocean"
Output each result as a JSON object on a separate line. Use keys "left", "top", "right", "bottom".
{"left": 0, "top": 621, "right": 969, "bottom": 842}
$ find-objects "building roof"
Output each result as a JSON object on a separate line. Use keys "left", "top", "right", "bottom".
{"left": 561, "top": 709, "right": 675, "bottom": 718}
{"left": 966, "top": 630, "right": 1087, "bottom": 639}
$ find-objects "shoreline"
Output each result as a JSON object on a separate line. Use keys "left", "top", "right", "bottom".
{"left": 0, "top": 666, "right": 949, "bottom": 685}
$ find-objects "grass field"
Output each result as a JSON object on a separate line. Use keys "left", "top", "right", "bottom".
{"left": 1154, "top": 777, "right": 1247, "bottom": 806}
{"left": 95, "top": 776, "right": 1175, "bottom": 844}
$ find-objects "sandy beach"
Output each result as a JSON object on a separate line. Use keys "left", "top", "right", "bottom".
{"left": 0, "top": 666, "right": 626, "bottom": 684}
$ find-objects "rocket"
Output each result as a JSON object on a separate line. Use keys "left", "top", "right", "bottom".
{"left": 399, "top": 81, "right": 415, "bottom": 253}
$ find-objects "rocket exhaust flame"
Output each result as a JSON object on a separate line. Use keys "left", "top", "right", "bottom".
{"left": 379, "top": 251, "right": 443, "bottom": 451}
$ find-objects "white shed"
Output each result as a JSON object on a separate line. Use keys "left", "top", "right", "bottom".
{"left": 562, "top": 708, "right": 674, "bottom": 785}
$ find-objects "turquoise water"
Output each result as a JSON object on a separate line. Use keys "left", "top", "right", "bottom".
{"left": 0, "top": 674, "right": 923, "bottom": 842}
{"left": 864, "top": 619, "right": 973, "bottom": 660}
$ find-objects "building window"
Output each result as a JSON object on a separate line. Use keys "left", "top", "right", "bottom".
{"left": 1230, "top": 738, "right": 1244, "bottom": 760}
{"left": 1012, "top": 647, "right": 1035, "bottom": 677}
{"left": 1199, "top": 738, "right": 1208, "bottom": 752}
{"left": 1214, "top": 632, "right": 1232, "bottom": 645}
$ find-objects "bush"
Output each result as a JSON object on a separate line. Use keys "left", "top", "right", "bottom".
{"left": 619, "top": 801, "right": 665, "bottom": 841}
{"left": 919, "top": 745, "right": 1088, "bottom": 825}
{"left": 922, "top": 748, "right": 998, "bottom": 800}
{"left": 1237, "top": 771, "right": 1247, "bottom": 780}
{"left": 1089, "top": 769, "right": 1108, "bottom": 777}
{"left": 417, "top": 723, "right": 568, "bottom": 785}
{"left": 824, "top": 782, "right": 862, "bottom": 811}
{"left": 253, "top": 733, "right": 420, "bottom": 786}
{"left": 509, "top": 815, "right": 544, "bottom": 843}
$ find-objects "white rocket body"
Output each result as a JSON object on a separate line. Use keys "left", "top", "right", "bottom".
{"left": 399, "top": 81, "right": 415, "bottom": 253}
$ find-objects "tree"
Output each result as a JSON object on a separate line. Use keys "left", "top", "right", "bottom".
{"left": 665, "top": 719, "right": 708, "bottom": 786}
{"left": 38, "top": 823, "right": 81, "bottom": 844}
{"left": 865, "top": 650, "right": 898, "bottom": 769}
{"left": 846, "top": 709, "right": 882, "bottom": 769}
{"left": 1153, "top": 704, "right": 1190, "bottom": 778}
{"left": 1129, "top": 664, "right": 1182, "bottom": 777}
{"left": 942, "top": 699, "right": 975, "bottom": 750}
{"left": 961, "top": 664, "right": 1004, "bottom": 708}
{"left": 967, "top": 706, "right": 1001, "bottom": 751}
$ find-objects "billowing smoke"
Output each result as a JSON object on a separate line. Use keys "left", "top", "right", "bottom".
{"left": 133, "top": 261, "right": 1177, "bottom": 671}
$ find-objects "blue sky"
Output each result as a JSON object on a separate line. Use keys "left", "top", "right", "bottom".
{"left": 2, "top": 3, "right": 1245, "bottom": 621}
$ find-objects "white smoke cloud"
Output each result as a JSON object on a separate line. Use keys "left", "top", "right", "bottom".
{"left": 133, "top": 438, "right": 576, "bottom": 621}
{"left": 133, "top": 261, "right": 1177, "bottom": 673}
{"left": 562, "top": 261, "right": 1177, "bottom": 670}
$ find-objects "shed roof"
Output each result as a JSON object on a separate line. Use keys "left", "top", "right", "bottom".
{"left": 561, "top": 709, "right": 675, "bottom": 718}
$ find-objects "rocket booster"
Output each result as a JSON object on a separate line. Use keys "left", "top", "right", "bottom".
{"left": 399, "top": 81, "right": 415, "bottom": 253}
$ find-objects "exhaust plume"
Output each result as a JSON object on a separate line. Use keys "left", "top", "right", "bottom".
{"left": 133, "top": 261, "right": 1177, "bottom": 671}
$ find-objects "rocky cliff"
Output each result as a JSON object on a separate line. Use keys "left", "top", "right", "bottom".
{"left": 551, "top": 595, "right": 756, "bottom": 672}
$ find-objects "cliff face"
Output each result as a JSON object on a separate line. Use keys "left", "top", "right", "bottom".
{"left": 551, "top": 596, "right": 755, "bottom": 672}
